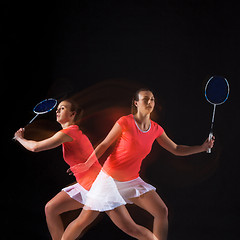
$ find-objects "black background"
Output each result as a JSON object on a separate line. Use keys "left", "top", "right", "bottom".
{"left": 4, "top": 1, "right": 240, "bottom": 239}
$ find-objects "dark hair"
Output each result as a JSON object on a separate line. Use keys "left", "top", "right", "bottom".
{"left": 62, "top": 98, "right": 83, "bottom": 126}
{"left": 131, "top": 88, "right": 153, "bottom": 114}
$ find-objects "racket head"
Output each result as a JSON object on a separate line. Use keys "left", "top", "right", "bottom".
{"left": 205, "top": 76, "right": 229, "bottom": 105}
{"left": 33, "top": 98, "right": 57, "bottom": 114}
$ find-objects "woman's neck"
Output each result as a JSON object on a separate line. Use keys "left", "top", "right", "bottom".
{"left": 134, "top": 112, "right": 151, "bottom": 131}
{"left": 134, "top": 111, "right": 150, "bottom": 122}
{"left": 61, "top": 121, "right": 75, "bottom": 129}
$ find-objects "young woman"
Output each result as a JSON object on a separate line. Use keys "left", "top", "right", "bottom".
{"left": 14, "top": 99, "right": 102, "bottom": 240}
{"left": 62, "top": 88, "right": 215, "bottom": 240}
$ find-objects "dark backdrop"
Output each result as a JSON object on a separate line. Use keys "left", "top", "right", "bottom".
{"left": 4, "top": 1, "right": 240, "bottom": 239}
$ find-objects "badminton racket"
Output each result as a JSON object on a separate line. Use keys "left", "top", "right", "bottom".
{"left": 205, "top": 76, "right": 229, "bottom": 153}
{"left": 13, "top": 98, "right": 57, "bottom": 140}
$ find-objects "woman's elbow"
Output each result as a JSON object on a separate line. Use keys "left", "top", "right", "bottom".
{"left": 173, "top": 151, "right": 184, "bottom": 157}
{"left": 171, "top": 150, "right": 181, "bottom": 156}
{"left": 30, "top": 147, "right": 38, "bottom": 152}
{"left": 29, "top": 143, "right": 40, "bottom": 152}
{"left": 171, "top": 145, "right": 185, "bottom": 156}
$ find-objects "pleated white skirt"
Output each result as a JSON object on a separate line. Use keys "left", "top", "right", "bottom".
{"left": 84, "top": 170, "right": 156, "bottom": 212}
{"left": 62, "top": 182, "right": 88, "bottom": 205}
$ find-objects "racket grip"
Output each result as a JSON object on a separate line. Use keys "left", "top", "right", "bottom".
{"left": 12, "top": 128, "right": 25, "bottom": 141}
{"left": 207, "top": 132, "right": 213, "bottom": 153}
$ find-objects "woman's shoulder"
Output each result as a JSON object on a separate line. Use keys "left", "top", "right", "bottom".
{"left": 117, "top": 114, "right": 133, "bottom": 124}
{"left": 150, "top": 120, "right": 164, "bottom": 136}
{"left": 118, "top": 114, "right": 133, "bottom": 121}
{"left": 59, "top": 125, "right": 82, "bottom": 137}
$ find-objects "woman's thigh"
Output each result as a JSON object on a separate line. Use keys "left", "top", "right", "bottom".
{"left": 106, "top": 205, "right": 152, "bottom": 239}
{"left": 45, "top": 191, "right": 84, "bottom": 214}
{"left": 130, "top": 190, "right": 168, "bottom": 217}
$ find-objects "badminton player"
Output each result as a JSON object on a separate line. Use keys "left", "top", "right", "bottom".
{"left": 62, "top": 88, "right": 215, "bottom": 240}
{"left": 14, "top": 99, "right": 102, "bottom": 240}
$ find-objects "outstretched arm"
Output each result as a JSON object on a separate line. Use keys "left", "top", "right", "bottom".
{"left": 14, "top": 128, "right": 72, "bottom": 152}
{"left": 156, "top": 131, "right": 215, "bottom": 156}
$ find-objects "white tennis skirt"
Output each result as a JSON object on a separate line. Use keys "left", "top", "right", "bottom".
{"left": 84, "top": 170, "right": 156, "bottom": 212}
{"left": 62, "top": 182, "right": 88, "bottom": 205}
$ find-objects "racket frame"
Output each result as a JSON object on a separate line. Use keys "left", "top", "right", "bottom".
{"left": 28, "top": 98, "right": 57, "bottom": 124}
{"left": 205, "top": 76, "right": 230, "bottom": 153}
{"left": 13, "top": 98, "right": 57, "bottom": 140}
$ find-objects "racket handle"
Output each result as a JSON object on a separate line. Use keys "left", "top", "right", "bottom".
{"left": 12, "top": 128, "right": 25, "bottom": 141}
{"left": 28, "top": 114, "right": 39, "bottom": 125}
{"left": 207, "top": 132, "right": 213, "bottom": 153}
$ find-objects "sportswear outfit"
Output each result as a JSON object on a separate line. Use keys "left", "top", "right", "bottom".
{"left": 60, "top": 125, "right": 101, "bottom": 204}
{"left": 84, "top": 114, "right": 164, "bottom": 211}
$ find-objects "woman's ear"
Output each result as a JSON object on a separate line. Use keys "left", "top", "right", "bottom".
{"left": 134, "top": 100, "right": 138, "bottom": 107}
{"left": 71, "top": 111, "right": 76, "bottom": 117}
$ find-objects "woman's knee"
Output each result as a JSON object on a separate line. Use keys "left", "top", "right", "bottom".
{"left": 154, "top": 204, "right": 168, "bottom": 219}
{"left": 122, "top": 224, "right": 149, "bottom": 239}
{"left": 107, "top": 208, "right": 147, "bottom": 238}
{"left": 45, "top": 199, "right": 59, "bottom": 216}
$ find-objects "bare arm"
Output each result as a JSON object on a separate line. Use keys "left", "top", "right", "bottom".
{"left": 82, "top": 122, "right": 122, "bottom": 167}
{"left": 68, "top": 122, "right": 122, "bottom": 174}
{"left": 14, "top": 128, "right": 72, "bottom": 152}
{"left": 94, "top": 122, "right": 122, "bottom": 158}
{"left": 156, "top": 131, "right": 215, "bottom": 156}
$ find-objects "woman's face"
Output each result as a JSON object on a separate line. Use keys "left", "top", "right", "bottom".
{"left": 56, "top": 101, "right": 75, "bottom": 124}
{"left": 134, "top": 91, "right": 155, "bottom": 114}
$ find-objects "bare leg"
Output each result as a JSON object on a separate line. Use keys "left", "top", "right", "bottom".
{"left": 130, "top": 190, "right": 168, "bottom": 240}
{"left": 62, "top": 205, "right": 156, "bottom": 240}
{"left": 45, "top": 191, "right": 83, "bottom": 240}
{"left": 61, "top": 209, "right": 99, "bottom": 240}
{"left": 106, "top": 205, "right": 158, "bottom": 240}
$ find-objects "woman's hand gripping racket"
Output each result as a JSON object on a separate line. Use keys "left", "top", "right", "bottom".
{"left": 205, "top": 76, "right": 229, "bottom": 153}
{"left": 13, "top": 98, "right": 57, "bottom": 140}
